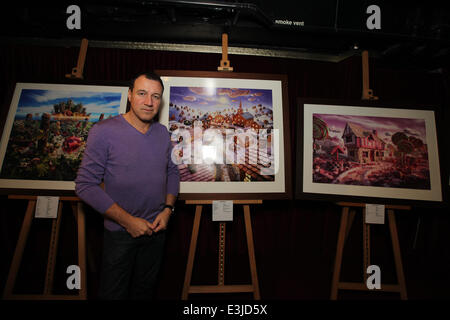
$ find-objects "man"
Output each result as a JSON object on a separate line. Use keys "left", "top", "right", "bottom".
{"left": 75, "top": 72, "right": 180, "bottom": 299}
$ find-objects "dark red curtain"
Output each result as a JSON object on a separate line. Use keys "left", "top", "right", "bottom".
{"left": 0, "top": 43, "right": 449, "bottom": 299}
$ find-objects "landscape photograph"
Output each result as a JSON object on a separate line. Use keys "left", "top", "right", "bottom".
{"left": 168, "top": 86, "right": 275, "bottom": 183}
{"left": 312, "top": 113, "right": 431, "bottom": 190}
{"left": 0, "top": 87, "right": 125, "bottom": 182}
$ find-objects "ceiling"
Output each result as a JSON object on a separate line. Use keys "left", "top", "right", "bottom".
{"left": 1, "top": 0, "right": 450, "bottom": 70}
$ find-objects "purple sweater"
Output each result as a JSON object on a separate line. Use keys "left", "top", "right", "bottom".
{"left": 75, "top": 115, "right": 180, "bottom": 231}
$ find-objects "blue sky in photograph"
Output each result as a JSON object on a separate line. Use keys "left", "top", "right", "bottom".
{"left": 169, "top": 87, "right": 273, "bottom": 111}
{"left": 16, "top": 89, "right": 124, "bottom": 121}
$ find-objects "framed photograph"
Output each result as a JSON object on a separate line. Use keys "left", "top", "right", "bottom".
{"left": 0, "top": 82, "right": 128, "bottom": 191}
{"left": 157, "top": 70, "right": 292, "bottom": 200}
{"left": 296, "top": 99, "right": 443, "bottom": 204}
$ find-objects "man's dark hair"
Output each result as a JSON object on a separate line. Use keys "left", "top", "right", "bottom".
{"left": 129, "top": 72, "right": 164, "bottom": 92}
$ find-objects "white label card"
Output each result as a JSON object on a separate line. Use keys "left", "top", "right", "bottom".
{"left": 212, "top": 200, "right": 233, "bottom": 221}
{"left": 35, "top": 196, "right": 60, "bottom": 219}
{"left": 365, "top": 204, "right": 385, "bottom": 224}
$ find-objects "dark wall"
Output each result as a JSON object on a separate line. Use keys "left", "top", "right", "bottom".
{"left": 0, "top": 42, "right": 449, "bottom": 300}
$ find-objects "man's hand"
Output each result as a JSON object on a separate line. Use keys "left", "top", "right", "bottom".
{"left": 124, "top": 216, "right": 154, "bottom": 238}
{"left": 151, "top": 208, "right": 172, "bottom": 233}
{"left": 104, "top": 203, "right": 154, "bottom": 238}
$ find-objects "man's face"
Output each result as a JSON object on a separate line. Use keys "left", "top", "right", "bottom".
{"left": 128, "top": 75, "right": 163, "bottom": 123}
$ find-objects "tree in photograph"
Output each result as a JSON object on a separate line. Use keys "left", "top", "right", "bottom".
{"left": 391, "top": 131, "right": 424, "bottom": 166}
{"left": 312, "top": 116, "right": 329, "bottom": 154}
{"left": 408, "top": 136, "right": 423, "bottom": 149}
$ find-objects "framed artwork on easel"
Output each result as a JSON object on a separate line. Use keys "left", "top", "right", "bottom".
{"left": 0, "top": 82, "right": 129, "bottom": 192}
{"left": 295, "top": 98, "right": 444, "bottom": 205}
{"left": 156, "top": 70, "right": 292, "bottom": 200}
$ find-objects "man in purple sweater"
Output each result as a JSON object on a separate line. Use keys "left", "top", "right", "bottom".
{"left": 75, "top": 72, "right": 180, "bottom": 299}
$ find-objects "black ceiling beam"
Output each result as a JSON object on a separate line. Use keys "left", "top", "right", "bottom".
{"left": 135, "top": 0, "right": 273, "bottom": 27}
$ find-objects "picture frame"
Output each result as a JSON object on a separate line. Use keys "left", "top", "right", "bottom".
{"left": 156, "top": 70, "right": 292, "bottom": 200}
{"left": 0, "top": 82, "right": 129, "bottom": 192}
{"left": 295, "top": 98, "right": 443, "bottom": 205}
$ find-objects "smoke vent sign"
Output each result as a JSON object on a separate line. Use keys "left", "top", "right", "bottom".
{"left": 274, "top": 19, "right": 305, "bottom": 27}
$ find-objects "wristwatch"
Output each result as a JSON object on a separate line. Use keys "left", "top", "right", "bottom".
{"left": 163, "top": 204, "right": 175, "bottom": 214}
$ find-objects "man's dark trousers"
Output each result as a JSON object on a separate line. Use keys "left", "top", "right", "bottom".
{"left": 99, "top": 229, "right": 166, "bottom": 300}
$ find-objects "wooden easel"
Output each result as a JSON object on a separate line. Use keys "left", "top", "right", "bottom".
{"left": 181, "top": 200, "right": 261, "bottom": 299}
{"left": 182, "top": 34, "right": 260, "bottom": 299}
{"left": 3, "top": 195, "right": 87, "bottom": 300}
{"left": 330, "top": 202, "right": 409, "bottom": 300}
{"left": 66, "top": 38, "right": 88, "bottom": 79}
{"left": 330, "top": 49, "right": 408, "bottom": 299}
{"left": 217, "top": 33, "right": 233, "bottom": 72}
{"left": 361, "top": 50, "right": 378, "bottom": 100}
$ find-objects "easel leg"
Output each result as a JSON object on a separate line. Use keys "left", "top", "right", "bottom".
{"left": 330, "top": 206, "right": 349, "bottom": 300}
{"left": 218, "top": 222, "right": 226, "bottom": 286}
{"left": 243, "top": 205, "right": 260, "bottom": 300}
{"left": 345, "top": 209, "right": 356, "bottom": 243}
{"left": 387, "top": 210, "right": 408, "bottom": 300}
{"left": 182, "top": 205, "right": 203, "bottom": 300}
{"left": 363, "top": 208, "right": 371, "bottom": 283}
{"left": 3, "top": 200, "right": 36, "bottom": 299}
{"left": 43, "top": 202, "right": 63, "bottom": 295}
{"left": 77, "top": 202, "right": 87, "bottom": 299}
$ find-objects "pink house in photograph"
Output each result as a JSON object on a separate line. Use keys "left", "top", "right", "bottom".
{"left": 342, "top": 122, "right": 386, "bottom": 163}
